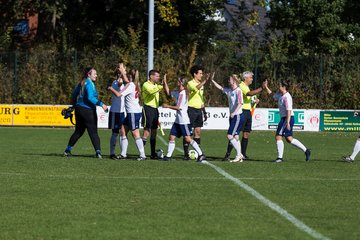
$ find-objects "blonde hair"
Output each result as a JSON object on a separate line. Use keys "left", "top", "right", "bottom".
{"left": 231, "top": 74, "right": 240, "bottom": 85}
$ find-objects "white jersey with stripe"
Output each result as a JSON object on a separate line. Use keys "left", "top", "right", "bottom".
{"left": 273, "top": 92, "right": 294, "bottom": 117}
{"left": 110, "top": 80, "right": 125, "bottom": 113}
{"left": 120, "top": 82, "right": 142, "bottom": 114}
{"left": 171, "top": 90, "right": 190, "bottom": 124}
{"left": 223, "top": 87, "right": 243, "bottom": 115}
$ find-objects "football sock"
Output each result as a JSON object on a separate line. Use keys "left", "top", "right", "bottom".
{"left": 142, "top": 137, "right": 147, "bottom": 146}
{"left": 135, "top": 137, "right": 146, "bottom": 158}
{"left": 190, "top": 140, "right": 203, "bottom": 156}
{"left": 350, "top": 139, "right": 360, "bottom": 160}
{"left": 150, "top": 138, "right": 156, "bottom": 156}
{"left": 65, "top": 145, "right": 72, "bottom": 152}
{"left": 194, "top": 137, "right": 201, "bottom": 146}
{"left": 276, "top": 140, "right": 284, "bottom": 158}
{"left": 241, "top": 137, "right": 249, "bottom": 156}
{"left": 110, "top": 132, "right": 118, "bottom": 155}
{"left": 183, "top": 138, "right": 189, "bottom": 156}
{"left": 226, "top": 141, "right": 233, "bottom": 155}
{"left": 167, "top": 141, "right": 175, "bottom": 157}
{"left": 120, "top": 136, "right": 128, "bottom": 157}
{"left": 230, "top": 138, "right": 241, "bottom": 157}
{"left": 290, "top": 138, "right": 306, "bottom": 152}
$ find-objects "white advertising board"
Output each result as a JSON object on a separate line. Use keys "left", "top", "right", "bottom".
{"left": 96, "top": 106, "right": 320, "bottom": 131}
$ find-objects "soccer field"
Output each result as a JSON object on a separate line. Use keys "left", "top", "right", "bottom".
{"left": 0, "top": 127, "right": 359, "bottom": 239}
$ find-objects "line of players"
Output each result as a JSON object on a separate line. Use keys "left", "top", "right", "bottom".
{"left": 65, "top": 61, "right": 360, "bottom": 163}
{"left": 105, "top": 61, "right": 313, "bottom": 163}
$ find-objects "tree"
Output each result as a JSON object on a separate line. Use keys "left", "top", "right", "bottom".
{"left": 267, "top": 0, "right": 357, "bottom": 55}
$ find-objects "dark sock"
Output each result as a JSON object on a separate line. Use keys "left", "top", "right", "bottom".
{"left": 150, "top": 138, "right": 156, "bottom": 156}
{"left": 194, "top": 138, "right": 200, "bottom": 146}
{"left": 142, "top": 138, "right": 147, "bottom": 146}
{"left": 226, "top": 141, "right": 233, "bottom": 155}
{"left": 241, "top": 137, "right": 249, "bottom": 156}
{"left": 183, "top": 138, "right": 189, "bottom": 156}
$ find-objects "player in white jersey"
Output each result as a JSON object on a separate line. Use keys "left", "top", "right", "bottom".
{"left": 343, "top": 111, "right": 360, "bottom": 162}
{"left": 108, "top": 65, "right": 146, "bottom": 160}
{"left": 212, "top": 74, "right": 245, "bottom": 162}
{"left": 263, "top": 80, "right": 311, "bottom": 163}
{"left": 108, "top": 63, "right": 127, "bottom": 160}
{"left": 161, "top": 76, "right": 206, "bottom": 162}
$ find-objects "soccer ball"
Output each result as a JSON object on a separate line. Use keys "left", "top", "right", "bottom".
{"left": 189, "top": 150, "right": 198, "bottom": 160}
{"left": 155, "top": 149, "right": 164, "bottom": 159}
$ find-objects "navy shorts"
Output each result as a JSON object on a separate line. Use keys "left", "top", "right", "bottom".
{"left": 124, "top": 112, "right": 142, "bottom": 131}
{"left": 276, "top": 116, "right": 294, "bottom": 137}
{"left": 227, "top": 114, "right": 245, "bottom": 136}
{"left": 170, "top": 123, "right": 193, "bottom": 138}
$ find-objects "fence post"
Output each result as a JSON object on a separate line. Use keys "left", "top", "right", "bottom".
{"left": 319, "top": 54, "right": 324, "bottom": 100}
{"left": 12, "top": 50, "right": 18, "bottom": 103}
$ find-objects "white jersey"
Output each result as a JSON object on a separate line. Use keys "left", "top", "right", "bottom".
{"left": 223, "top": 87, "right": 243, "bottom": 115}
{"left": 171, "top": 90, "right": 190, "bottom": 124}
{"left": 120, "top": 82, "right": 142, "bottom": 113}
{"left": 110, "top": 80, "right": 125, "bottom": 113}
{"left": 273, "top": 92, "right": 294, "bottom": 117}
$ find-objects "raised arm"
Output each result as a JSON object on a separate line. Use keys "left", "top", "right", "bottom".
{"left": 263, "top": 80, "right": 272, "bottom": 95}
{"left": 163, "top": 74, "right": 170, "bottom": 96}
{"left": 118, "top": 63, "right": 129, "bottom": 83}
{"left": 211, "top": 79, "right": 223, "bottom": 91}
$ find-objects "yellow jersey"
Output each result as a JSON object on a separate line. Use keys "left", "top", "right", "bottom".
{"left": 188, "top": 79, "right": 205, "bottom": 109}
{"left": 141, "top": 80, "right": 163, "bottom": 108}
{"left": 240, "top": 81, "right": 251, "bottom": 110}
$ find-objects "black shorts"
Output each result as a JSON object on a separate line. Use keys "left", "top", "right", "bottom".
{"left": 188, "top": 107, "right": 203, "bottom": 128}
{"left": 241, "top": 109, "right": 252, "bottom": 132}
{"left": 142, "top": 105, "right": 159, "bottom": 129}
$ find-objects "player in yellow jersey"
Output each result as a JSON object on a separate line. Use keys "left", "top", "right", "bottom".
{"left": 141, "top": 69, "right": 164, "bottom": 159}
{"left": 224, "top": 71, "right": 265, "bottom": 160}
{"left": 183, "top": 65, "right": 209, "bottom": 160}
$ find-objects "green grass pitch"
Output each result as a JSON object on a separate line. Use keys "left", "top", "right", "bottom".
{"left": 1, "top": 127, "right": 359, "bottom": 239}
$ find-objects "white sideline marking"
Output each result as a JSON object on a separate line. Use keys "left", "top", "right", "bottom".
{"left": 158, "top": 135, "right": 330, "bottom": 240}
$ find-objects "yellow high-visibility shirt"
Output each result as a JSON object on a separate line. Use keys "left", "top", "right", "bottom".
{"left": 188, "top": 79, "right": 205, "bottom": 109}
{"left": 141, "top": 80, "right": 163, "bottom": 108}
{"left": 240, "top": 81, "right": 251, "bottom": 110}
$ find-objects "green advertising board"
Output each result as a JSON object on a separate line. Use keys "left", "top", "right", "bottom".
{"left": 268, "top": 110, "right": 305, "bottom": 130}
{"left": 320, "top": 111, "right": 360, "bottom": 132}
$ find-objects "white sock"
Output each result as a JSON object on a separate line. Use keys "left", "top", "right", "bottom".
{"left": 350, "top": 140, "right": 360, "bottom": 160}
{"left": 135, "top": 138, "right": 146, "bottom": 158}
{"left": 290, "top": 138, "right": 307, "bottom": 152}
{"left": 110, "top": 133, "right": 118, "bottom": 155}
{"left": 230, "top": 138, "right": 241, "bottom": 156}
{"left": 276, "top": 140, "right": 284, "bottom": 158}
{"left": 166, "top": 141, "right": 175, "bottom": 157}
{"left": 120, "top": 137, "right": 128, "bottom": 157}
{"left": 190, "top": 140, "right": 203, "bottom": 156}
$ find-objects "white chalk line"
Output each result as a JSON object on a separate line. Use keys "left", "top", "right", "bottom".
{"left": 158, "top": 135, "right": 331, "bottom": 240}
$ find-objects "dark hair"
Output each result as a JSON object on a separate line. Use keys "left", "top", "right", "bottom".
{"left": 280, "top": 80, "right": 290, "bottom": 90}
{"left": 190, "top": 65, "right": 204, "bottom": 77}
{"left": 148, "top": 69, "right": 159, "bottom": 78}
{"left": 84, "top": 67, "right": 94, "bottom": 79}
